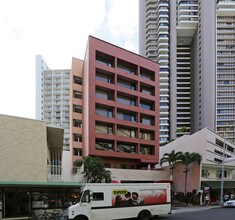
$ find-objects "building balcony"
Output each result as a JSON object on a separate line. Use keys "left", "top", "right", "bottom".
{"left": 146, "top": 2, "right": 157, "bottom": 11}
{"left": 47, "top": 165, "right": 84, "bottom": 183}
{"left": 217, "top": 1, "right": 235, "bottom": 16}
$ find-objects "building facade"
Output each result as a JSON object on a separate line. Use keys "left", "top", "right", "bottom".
{"left": 36, "top": 55, "right": 71, "bottom": 154}
{"left": 160, "top": 127, "right": 235, "bottom": 202}
{"left": 0, "top": 114, "right": 83, "bottom": 219}
{"left": 0, "top": 113, "right": 170, "bottom": 218}
{"left": 36, "top": 36, "right": 162, "bottom": 169}
{"left": 80, "top": 36, "right": 160, "bottom": 169}
{"left": 70, "top": 57, "right": 84, "bottom": 164}
{"left": 139, "top": 0, "right": 235, "bottom": 143}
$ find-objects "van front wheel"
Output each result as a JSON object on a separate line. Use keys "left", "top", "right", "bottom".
{"left": 138, "top": 210, "right": 151, "bottom": 220}
{"left": 74, "top": 216, "right": 87, "bottom": 220}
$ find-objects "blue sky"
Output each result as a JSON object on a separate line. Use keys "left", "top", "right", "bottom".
{"left": 0, "top": 0, "right": 139, "bottom": 119}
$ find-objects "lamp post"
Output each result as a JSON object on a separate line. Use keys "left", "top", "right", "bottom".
{"left": 220, "top": 132, "right": 226, "bottom": 206}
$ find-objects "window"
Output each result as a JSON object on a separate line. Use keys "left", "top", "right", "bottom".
{"left": 117, "top": 78, "right": 137, "bottom": 90}
{"left": 140, "top": 67, "right": 155, "bottom": 81}
{"left": 216, "top": 170, "right": 227, "bottom": 178}
{"left": 140, "top": 145, "right": 154, "bottom": 155}
{"left": 73, "top": 148, "right": 82, "bottom": 156}
{"left": 116, "top": 126, "right": 136, "bottom": 138}
{"left": 32, "top": 191, "right": 80, "bottom": 209}
{"left": 73, "top": 134, "right": 82, "bottom": 142}
{"left": 117, "top": 143, "right": 137, "bottom": 154}
{"left": 73, "top": 105, "right": 82, "bottom": 113}
{"left": 140, "top": 99, "right": 154, "bottom": 110}
{"left": 95, "top": 123, "right": 113, "bottom": 134}
{"left": 214, "top": 158, "right": 222, "bottom": 163}
{"left": 95, "top": 106, "right": 114, "bottom": 118}
{"left": 96, "top": 69, "right": 114, "bottom": 84}
{"left": 117, "top": 94, "right": 137, "bottom": 106}
{"left": 202, "top": 169, "right": 210, "bottom": 178}
{"left": 96, "top": 51, "right": 114, "bottom": 67}
{"left": 73, "top": 119, "right": 82, "bottom": 128}
{"left": 227, "top": 145, "right": 234, "bottom": 153}
{"left": 73, "top": 91, "right": 82, "bottom": 99}
{"left": 81, "top": 190, "right": 90, "bottom": 203}
{"left": 95, "top": 140, "right": 114, "bottom": 151}
{"left": 140, "top": 84, "right": 154, "bottom": 95}
{"left": 96, "top": 88, "right": 114, "bottom": 101}
{"left": 117, "top": 110, "right": 136, "bottom": 122}
{"left": 117, "top": 59, "right": 137, "bottom": 75}
{"left": 140, "top": 130, "right": 154, "bottom": 140}
{"left": 93, "top": 192, "right": 104, "bottom": 201}
{"left": 140, "top": 115, "right": 154, "bottom": 125}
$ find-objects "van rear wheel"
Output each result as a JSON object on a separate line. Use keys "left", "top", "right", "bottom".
{"left": 138, "top": 210, "right": 151, "bottom": 220}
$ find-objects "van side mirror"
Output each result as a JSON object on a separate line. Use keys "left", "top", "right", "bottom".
{"left": 90, "top": 192, "right": 93, "bottom": 201}
{"left": 85, "top": 195, "right": 90, "bottom": 203}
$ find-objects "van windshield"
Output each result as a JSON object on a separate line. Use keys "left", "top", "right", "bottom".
{"left": 80, "top": 190, "right": 90, "bottom": 203}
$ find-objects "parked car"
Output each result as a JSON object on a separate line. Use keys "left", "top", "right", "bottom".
{"left": 224, "top": 199, "right": 235, "bottom": 207}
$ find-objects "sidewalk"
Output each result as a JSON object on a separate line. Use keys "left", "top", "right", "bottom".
{"left": 172, "top": 204, "right": 221, "bottom": 214}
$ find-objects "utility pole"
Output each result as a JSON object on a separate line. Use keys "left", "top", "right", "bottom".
{"left": 220, "top": 132, "right": 226, "bottom": 206}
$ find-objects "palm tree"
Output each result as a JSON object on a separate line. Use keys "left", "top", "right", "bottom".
{"left": 160, "top": 150, "right": 183, "bottom": 197}
{"left": 179, "top": 152, "right": 202, "bottom": 195}
{"left": 160, "top": 150, "right": 183, "bottom": 178}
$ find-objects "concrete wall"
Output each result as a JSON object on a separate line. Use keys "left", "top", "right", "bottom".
{"left": 109, "top": 168, "right": 170, "bottom": 182}
{"left": 160, "top": 129, "right": 207, "bottom": 162}
{"left": 173, "top": 162, "right": 201, "bottom": 193}
{"left": 199, "top": 0, "right": 217, "bottom": 130}
{"left": 169, "top": 0, "right": 178, "bottom": 140}
{"left": 0, "top": 114, "right": 48, "bottom": 182}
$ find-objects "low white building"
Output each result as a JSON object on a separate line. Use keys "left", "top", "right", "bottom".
{"left": 160, "top": 127, "right": 235, "bottom": 202}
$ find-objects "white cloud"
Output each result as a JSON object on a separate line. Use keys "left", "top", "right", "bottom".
{"left": 106, "top": 0, "right": 139, "bottom": 53}
{"left": 0, "top": 0, "right": 138, "bottom": 119}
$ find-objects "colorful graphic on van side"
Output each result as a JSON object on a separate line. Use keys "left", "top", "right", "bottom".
{"left": 112, "top": 188, "right": 167, "bottom": 207}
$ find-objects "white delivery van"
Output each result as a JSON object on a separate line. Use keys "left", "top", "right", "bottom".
{"left": 68, "top": 183, "right": 171, "bottom": 220}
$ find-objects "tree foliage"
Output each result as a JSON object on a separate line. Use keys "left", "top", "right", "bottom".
{"left": 160, "top": 150, "right": 202, "bottom": 196}
{"left": 160, "top": 150, "right": 183, "bottom": 176}
{"left": 75, "top": 156, "right": 111, "bottom": 183}
{"left": 160, "top": 150, "right": 183, "bottom": 197}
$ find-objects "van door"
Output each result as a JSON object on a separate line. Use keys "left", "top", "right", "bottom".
{"left": 80, "top": 190, "right": 92, "bottom": 217}
{"left": 90, "top": 192, "right": 106, "bottom": 220}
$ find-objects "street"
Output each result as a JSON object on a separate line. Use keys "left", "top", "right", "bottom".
{"left": 155, "top": 207, "right": 235, "bottom": 220}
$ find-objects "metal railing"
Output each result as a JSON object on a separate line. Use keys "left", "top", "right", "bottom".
{"left": 47, "top": 165, "right": 84, "bottom": 183}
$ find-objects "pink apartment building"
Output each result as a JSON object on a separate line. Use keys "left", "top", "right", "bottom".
{"left": 71, "top": 36, "right": 160, "bottom": 169}
{"left": 70, "top": 57, "right": 84, "bottom": 162}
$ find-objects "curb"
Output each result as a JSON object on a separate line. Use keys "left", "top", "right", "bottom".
{"left": 172, "top": 205, "right": 221, "bottom": 214}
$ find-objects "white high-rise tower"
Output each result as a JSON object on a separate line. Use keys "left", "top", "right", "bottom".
{"left": 139, "top": 0, "right": 235, "bottom": 143}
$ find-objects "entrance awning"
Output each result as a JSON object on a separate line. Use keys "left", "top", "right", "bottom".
{"left": 201, "top": 181, "right": 235, "bottom": 189}
{"left": 0, "top": 181, "right": 84, "bottom": 188}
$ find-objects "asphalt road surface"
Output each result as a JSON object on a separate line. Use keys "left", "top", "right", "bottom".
{"left": 155, "top": 207, "right": 235, "bottom": 220}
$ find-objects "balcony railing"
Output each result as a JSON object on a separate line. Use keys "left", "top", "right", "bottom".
{"left": 47, "top": 165, "right": 84, "bottom": 183}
